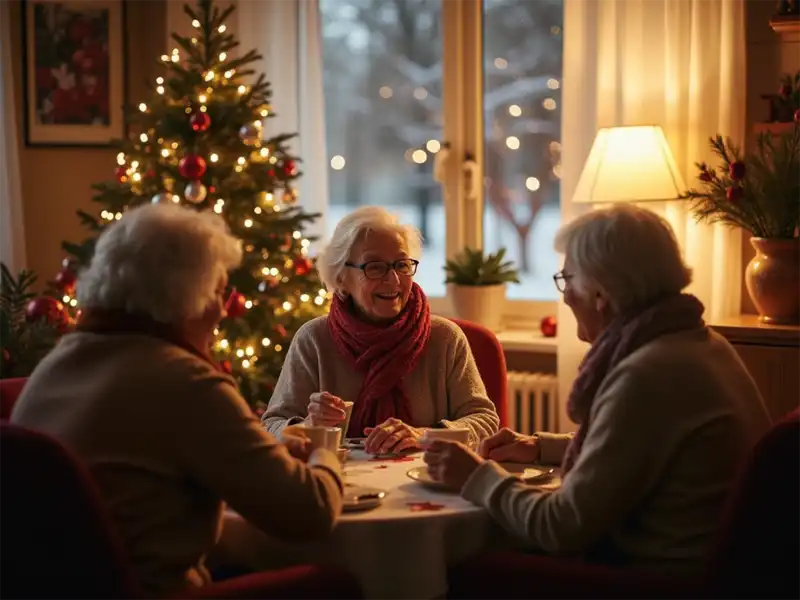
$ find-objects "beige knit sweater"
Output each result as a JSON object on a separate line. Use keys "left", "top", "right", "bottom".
{"left": 11, "top": 332, "right": 343, "bottom": 597}
{"left": 262, "top": 315, "right": 500, "bottom": 443}
{"left": 462, "top": 328, "right": 771, "bottom": 573}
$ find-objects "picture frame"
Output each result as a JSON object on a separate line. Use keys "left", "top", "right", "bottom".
{"left": 22, "top": 0, "right": 128, "bottom": 147}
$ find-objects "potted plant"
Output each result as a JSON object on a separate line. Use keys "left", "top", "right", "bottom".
{"left": 681, "top": 126, "right": 800, "bottom": 324}
{"left": 444, "top": 247, "right": 520, "bottom": 331}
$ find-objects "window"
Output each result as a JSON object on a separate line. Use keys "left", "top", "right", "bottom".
{"left": 318, "top": 0, "right": 563, "bottom": 322}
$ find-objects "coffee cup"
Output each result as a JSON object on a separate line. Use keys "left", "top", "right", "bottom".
{"left": 302, "top": 426, "right": 342, "bottom": 452}
{"left": 421, "top": 428, "right": 471, "bottom": 445}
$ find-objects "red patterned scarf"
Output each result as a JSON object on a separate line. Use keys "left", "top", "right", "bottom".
{"left": 327, "top": 282, "right": 432, "bottom": 437}
{"left": 561, "top": 293, "right": 706, "bottom": 477}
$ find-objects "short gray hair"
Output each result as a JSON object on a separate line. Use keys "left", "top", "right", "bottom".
{"left": 554, "top": 204, "right": 692, "bottom": 313}
{"left": 316, "top": 206, "right": 423, "bottom": 293}
{"left": 77, "top": 204, "right": 243, "bottom": 323}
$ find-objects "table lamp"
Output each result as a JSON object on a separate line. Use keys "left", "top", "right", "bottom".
{"left": 572, "top": 125, "right": 686, "bottom": 204}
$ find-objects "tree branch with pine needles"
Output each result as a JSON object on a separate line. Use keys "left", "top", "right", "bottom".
{"left": 681, "top": 126, "right": 800, "bottom": 239}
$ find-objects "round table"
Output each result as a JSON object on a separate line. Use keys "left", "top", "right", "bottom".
{"left": 219, "top": 450, "right": 494, "bottom": 599}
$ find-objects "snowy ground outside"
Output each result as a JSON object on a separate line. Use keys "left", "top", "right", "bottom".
{"left": 325, "top": 203, "right": 561, "bottom": 301}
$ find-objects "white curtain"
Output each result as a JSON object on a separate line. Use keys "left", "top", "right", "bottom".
{"left": 237, "top": 0, "right": 329, "bottom": 243}
{"left": 557, "top": 0, "right": 746, "bottom": 432}
{"left": 0, "top": 1, "right": 27, "bottom": 272}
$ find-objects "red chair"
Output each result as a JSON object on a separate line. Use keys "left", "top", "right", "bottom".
{"left": 446, "top": 409, "right": 800, "bottom": 599}
{"left": 450, "top": 318, "right": 508, "bottom": 427}
{"left": 0, "top": 376, "right": 27, "bottom": 420}
{"left": 0, "top": 423, "right": 363, "bottom": 600}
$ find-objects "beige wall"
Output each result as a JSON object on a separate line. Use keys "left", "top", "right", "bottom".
{"left": 9, "top": 0, "right": 167, "bottom": 285}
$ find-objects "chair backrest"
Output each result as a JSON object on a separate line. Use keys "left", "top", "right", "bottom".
{"left": 0, "top": 423, "right": 139, "bottom": 599}
{"left": 449, "top": 318, "right": 508, "bottom": 427}
{"left": 0, "top": 377, "right": 27, "bottom": 420}
{"left": 706, "top": 408, "right": 800, "bottom": 599}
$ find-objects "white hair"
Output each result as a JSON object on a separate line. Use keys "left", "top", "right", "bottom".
{"left": 554, "top": 204, "right": 692, "bottom": 313}
{"left": 316, "top": 206, "right": 423, "bottom": 293}
{"left": 77, "top": 203, "right": 243, "bottom": 323}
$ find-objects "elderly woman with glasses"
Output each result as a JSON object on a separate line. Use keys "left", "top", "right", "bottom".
{"left": 423, "top": 204, "right": 770, "bottom": 574}
{"left": 262, "top": 206, "right": 499, "bottom": 454}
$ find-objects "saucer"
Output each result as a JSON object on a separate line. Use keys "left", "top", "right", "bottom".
{"left": 342, "top": 486, "right": 386, "bottom": 512}
{"left": 407, "top": 464, "right": 549, "bottom": 491}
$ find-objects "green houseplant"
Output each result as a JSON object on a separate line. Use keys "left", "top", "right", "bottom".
{"left": 681, "top": 126, "right": 800, "bottom": 324}
{"left": 444, "top": 247, "right": 519, "bottom": 331}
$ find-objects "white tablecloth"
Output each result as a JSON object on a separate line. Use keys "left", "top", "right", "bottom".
{"left": 219, "top": 450, "right": 494, "bottom": 599}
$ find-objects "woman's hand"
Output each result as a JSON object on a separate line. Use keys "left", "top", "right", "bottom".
{"left": 306, "top": 391, "right": 347, "bottom": 427}
{"left": 423, "top": 440, "right": 484, "bottom": 491}
{"left": 478, "top": 427, "right": 540, "bottom": 463}
{"left": 364, "top": 418, "right": 422, "bottom": 454}
{"left": 279, "top": 424, "right": 312, "bottom": 461}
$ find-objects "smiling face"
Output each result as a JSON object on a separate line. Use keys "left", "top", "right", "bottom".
{"left": 340, "top": 230, "right": 415, "bottom": 322}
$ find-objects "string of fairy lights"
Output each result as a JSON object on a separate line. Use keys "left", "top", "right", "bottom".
{"left": 55, "top": 24, "right": 332, "bottom": 377}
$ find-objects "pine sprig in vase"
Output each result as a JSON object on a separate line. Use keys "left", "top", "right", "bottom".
{"left": 682, "top": 126, "right": 800, "bottom": 324}
{"left": 681, "top": 126, "right": 800, "bottom": 239}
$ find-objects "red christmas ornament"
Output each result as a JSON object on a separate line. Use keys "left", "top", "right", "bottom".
{"left": 178, "top": 154, "right": 207, "bottom": 180}
{"left": 224, "top": 288, "right": 247, "bottom": 319}
{"left": 729, "top": 161, "right": 746, "bottom": 181}
{"left": 275, "top": 324, "right": 288, "bottom": 339}
{"left": 190, "top": 111, "right": 212, "bottom": 132}
{"left": 25, "top": 296, "right": 69, "bottom": 332}
{"left": 115, "top": 166, "right": 128, "bottom": 182}
{"left": 295, "top": 257, "right": 312, "bottom": 276}
{"left": 540, "top": 315, "right": 557, "bottom": 338}
{"left": 220, "top": 360, "right": 233, "bottom": 374}
{"left": 283, "top": 159, "right": 297, "bottom": 177}
{"left": 146, "top": 169, "right": 156, "bottom": 179}
{"left": 726, "top": 186, "right": 743, "bottom": 203}
{"left": 54, "top": 266, "right": 77, "bottom": 293}
{"left": 794, "top": 108, "right": 800, "bottom": 124}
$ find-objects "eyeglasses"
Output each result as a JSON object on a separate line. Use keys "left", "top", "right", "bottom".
{"left": 345, "top": 259, "right": 420, "bottom": 280}
{"left": 553, "top": 270, "right": 574, "bottom": 293}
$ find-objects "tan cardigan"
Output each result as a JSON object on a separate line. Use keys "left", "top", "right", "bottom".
{"left": 462, "top": 328, "right": 771, "bottom": 573}
{"left": 262, "top": 315, "right": 500, "bottom": 443}
{"left": 11, "top": 332, "right": 343, "bottom": 597}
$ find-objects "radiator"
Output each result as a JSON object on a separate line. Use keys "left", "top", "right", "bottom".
{"left": 506, "top": 371, "right": 559, "bottom": 434}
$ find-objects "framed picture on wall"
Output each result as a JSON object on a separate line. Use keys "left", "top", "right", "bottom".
{"left": 22, "top": 0, "right": 127, "bottom": 147}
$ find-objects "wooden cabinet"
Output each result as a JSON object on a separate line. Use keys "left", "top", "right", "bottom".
{"left": 712, "top": 315, "right": 800, "bottom": 420}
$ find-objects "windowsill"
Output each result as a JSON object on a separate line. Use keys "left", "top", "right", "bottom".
{"left": 495, "top": 329, "right": 557, "bottom": 354}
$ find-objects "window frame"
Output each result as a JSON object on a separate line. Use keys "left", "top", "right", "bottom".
{"left": 436, "top": 0, "right": 558, "bottom": 329}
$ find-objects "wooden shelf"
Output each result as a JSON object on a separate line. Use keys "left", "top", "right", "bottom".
{"left": 770, "top": 14, "right": 800, "bottom": 37}
{"left": 753, "top": 122, "right": 797, "bottom": 136}
{"left": 710, "top": 314, "right": 800, "bottom": 347}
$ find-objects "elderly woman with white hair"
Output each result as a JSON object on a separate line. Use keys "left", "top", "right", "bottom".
{"left": 262, "top": 206, "right": 499, "bottom": 454}
{"left": 423, "top": 204, "right": 770, "bottom": 574}
{"left": 11, "top": 204, "right": 345, "bottom": 596}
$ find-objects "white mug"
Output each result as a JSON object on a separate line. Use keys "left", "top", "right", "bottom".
{"left": 421, "top": 428, "right": 471, "bottom": 445}
{"left": 302, "top": 425, "right": 342, "bottom": 452}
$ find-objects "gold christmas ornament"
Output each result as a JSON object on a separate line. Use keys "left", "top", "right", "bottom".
{"left": 184, "top": 180, "right": 208, "bottom": 204}
{"left": 257, "top": 191, "right": 274, "bottom": 206}
{"left": 239, "top": 122, "right": 263, "bottom": 147}
{"left": 282, "top": 187, "right": 299, "bottom": 205}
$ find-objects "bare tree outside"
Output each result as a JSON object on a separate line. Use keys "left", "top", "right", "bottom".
{"left": 320, "top": 0, "right": 563, "bottom": 300}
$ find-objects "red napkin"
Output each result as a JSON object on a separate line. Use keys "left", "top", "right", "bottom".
{"left": 407, "top": 501, "right": 445, "bottom": 512}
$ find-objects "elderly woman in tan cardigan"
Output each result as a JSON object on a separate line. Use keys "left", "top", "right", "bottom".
{"left": 262, "top": 206, "right": 499, "bottom": 454}
{"left": 424, "top": 204, "right": 770, "bottom": 574}
{"left": 12, "top": 204, "right": 343, "bottom": 597}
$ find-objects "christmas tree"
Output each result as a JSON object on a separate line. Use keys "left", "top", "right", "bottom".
{"left": 1, "top": 263, "right": 69, "bottom": 379}
{"left": 53, "top": 0, "right": 330, "bottom": 409}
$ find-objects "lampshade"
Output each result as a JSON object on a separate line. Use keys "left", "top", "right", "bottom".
{"left": 572, "top": 125, "right": 687, "bottom": 204}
